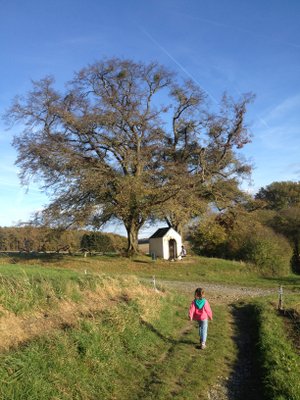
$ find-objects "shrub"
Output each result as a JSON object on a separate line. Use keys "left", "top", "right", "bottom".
{"left": 190, "top": 213, "right": 292, "bottom": 276}
{"left": 80, "top": 232, "right": 126, "bottom": 253}
{"left": 233, "top": 223, "right": 292, "bottom": 277}
{"left": 190, "top": 215, "right": 227, "bottom": 257}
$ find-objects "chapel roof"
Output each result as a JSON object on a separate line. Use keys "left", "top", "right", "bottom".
{"left": 149, "top": 227, "right": 172, "bottom": 238}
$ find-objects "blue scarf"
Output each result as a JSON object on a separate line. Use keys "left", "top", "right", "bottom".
{"left": 194, "top": 298, "right": 206, "bottom": 309}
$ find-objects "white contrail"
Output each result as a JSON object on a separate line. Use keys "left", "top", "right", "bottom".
{"left": 139, "top": 26, "right": 218, "bottom": 103}
{"left": 258, "top": 117, "right": 270, "bottom": 129}
{"left": 139, "top": 26, "right": 272, "bottom": 130}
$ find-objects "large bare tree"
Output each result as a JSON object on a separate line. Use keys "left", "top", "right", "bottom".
{"left": 5, "top": 58, "right": 253, "bottom": 254}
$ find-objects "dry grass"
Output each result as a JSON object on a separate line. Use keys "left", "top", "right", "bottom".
{"left": 0, "top": 274, "right": 164, "bottom": 351}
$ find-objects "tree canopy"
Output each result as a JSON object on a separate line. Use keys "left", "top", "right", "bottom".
{"left": 255, "top": 181, "right": 300, "bottom": 210}
{"left": 5, "top": 58, "right": 254, "bottom": 254}
{"left": 255, "top": 181, "right": 300, "bottom": 272}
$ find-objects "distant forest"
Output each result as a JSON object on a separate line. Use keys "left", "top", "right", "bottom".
{"left": 0, "top": 227, "right": 127, "bottom": 254}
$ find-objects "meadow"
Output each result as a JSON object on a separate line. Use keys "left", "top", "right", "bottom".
{"left": 2, "top": 252, "right": 300, "bottom": 289}
{"left": 0, "top": 253, "right": 299, "bottom": 399}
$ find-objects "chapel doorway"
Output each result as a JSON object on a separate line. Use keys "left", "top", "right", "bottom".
{"left": 169, "top": 239, "right": 177, "bottom": 260}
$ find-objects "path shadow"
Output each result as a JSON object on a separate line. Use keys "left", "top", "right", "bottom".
{"left": 225, "top": 303, "right": 266, "bottom": 400}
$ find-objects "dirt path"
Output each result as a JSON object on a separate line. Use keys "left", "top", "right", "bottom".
{"left": 150, "top": 278, "right": 276, "bottom": 304}
{"left": 207, "top": 305, "right": 265, "bottom": 400}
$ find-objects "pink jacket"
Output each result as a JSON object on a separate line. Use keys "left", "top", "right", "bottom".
{"left": 189, "top": 300, "right": 213, "bottom": 321}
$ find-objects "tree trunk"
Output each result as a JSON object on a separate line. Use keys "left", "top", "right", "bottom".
{"left": 292, "top": 239, "right": 300, "bottom": 274}
{"left": 125, "top": 220, "right": 140, "bottom": 256}
{"left": 174, "top": 222, "right": 184, "bottom": 238}
{"left": 164, "top": 217, "right": 184, "bottom": 238}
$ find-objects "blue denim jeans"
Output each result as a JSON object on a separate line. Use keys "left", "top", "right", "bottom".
{"left": 198, "top": 319, "right": 208, "bottom": 343}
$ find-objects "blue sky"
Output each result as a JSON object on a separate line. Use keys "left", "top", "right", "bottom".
{"left": 0, "top": 0, "right": 299, "bottom": 236}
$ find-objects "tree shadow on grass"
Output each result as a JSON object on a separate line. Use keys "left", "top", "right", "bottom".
{"left": 133, "top": 259, "right": 153, "bottom": 264}
{"left": 3, "top": 251, "right": 64, "bottom": 264}
{"left": 136, "top": 319, "right": 198, "bottom": 399}
{"left": 139, "top": 318, "right": 197, "bottom": 346}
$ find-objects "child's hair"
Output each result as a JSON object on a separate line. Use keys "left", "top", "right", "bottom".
{"left": 194, "top": 288, "right": 205, "bottom": 299}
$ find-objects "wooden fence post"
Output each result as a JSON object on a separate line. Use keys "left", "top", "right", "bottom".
{"left": 152, "top": 275, "right": 159, "bottom": 292}
{"left": 278, "top": 285, "right": 284, "bottom": 311}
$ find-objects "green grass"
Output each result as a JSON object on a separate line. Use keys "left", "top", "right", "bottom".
{"left": 0, "top": 264, "right": 101, "bottom": 314}
{"left": 134, "top": 304, "right": 235, "bottom": 400}
{"left": 254, "top": 298, "right": 300, "bottom": 400}
{"left": 0, "top": 288, "right": 235, "bottom": 400}
{"left": 0, "top": 254, "right": 300, "bottom": 399}
{"left": 2, "top": 253, "right": 300, "bottom": 290}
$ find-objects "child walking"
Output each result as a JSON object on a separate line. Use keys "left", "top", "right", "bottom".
{"left": 189, "top": 288, "right": 213, "bottom": 349}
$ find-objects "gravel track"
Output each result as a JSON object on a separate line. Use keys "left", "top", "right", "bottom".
{"left": 150, "top": 279, "right": 276, "bottom": 304}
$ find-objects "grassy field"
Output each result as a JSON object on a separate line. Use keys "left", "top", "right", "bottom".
{"left": 0, "top": 253, "right": 299, "bottom": 399}
{"left": 1, "top": 252, "right": 300, "bottom": 290}
{"left": 0, "top": 267, "right": 236, "bottom": 399}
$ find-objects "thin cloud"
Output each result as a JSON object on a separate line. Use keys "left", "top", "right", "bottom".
{"left": 263, "top": 95, "right": 300, "bottom": 123}
{"left": 260, "top": 95, "right": 300, "bottom": 130}
{"left": 178, "top": 14, "right": 300, "bottom": 50}
{"left": 139, "top": 26, "right": 217, "bottom": 103}
{"left": 258, "top": 124, "right": 300, "bottom": 151}
{"left": 0, "top": 162, "right": 18, "bottom": 174}
{"left": 256, "top": 95, "right": 300, "bottom": 150}
{"left": 0, "top": 205, "right": 42, "bottom": 227}
{"left": 0, "top": 180, "right": 20, "bottom": 189}
{"left": 285, "top": 163, "right": 300, "bottom": 178}
{"left": 257, "top": 117, "right": 270, "bottom": 130}
{"left": 59, "top": 36, "right": 100, "bottom": 46}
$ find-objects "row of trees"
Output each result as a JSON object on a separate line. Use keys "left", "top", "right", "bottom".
{"left": 5, "top": 58, "right": 254, "bottom": 255}
{"left": 0, "top": 227, "right": 126, "bottom": 254}
{"left": 190, "top": 181, "right": 300, "bottom": 276}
